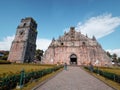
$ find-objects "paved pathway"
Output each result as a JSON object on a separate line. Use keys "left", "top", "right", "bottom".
{"left": 34, "top": 66, "right": 114, "bottom": 90}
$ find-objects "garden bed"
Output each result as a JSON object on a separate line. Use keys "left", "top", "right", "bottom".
{"left": 0, "top": 64, "right": 63, "bottom": 90}
{"left": 84, "top": 66, "right": 120, "bottom": 90}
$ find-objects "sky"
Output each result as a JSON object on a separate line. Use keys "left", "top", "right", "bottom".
{"left": 0, "top": 0, "right": 120, "bottom": 57}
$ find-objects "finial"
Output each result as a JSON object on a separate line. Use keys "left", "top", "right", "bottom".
{"left": 92, "top": 35, "right": 96, "bottom": 41}
{"left": 86, "top": 34, "right": 88, "bottom": 38}
{"left": 64, "top": 31, "right": 66, "bottom": 35}
{"left": 52, "top": 37, "right": 55, "bottom": 41}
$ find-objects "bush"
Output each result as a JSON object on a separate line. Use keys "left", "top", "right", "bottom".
{"left": 0, "top": 60, "right": 11, "bottom": 64}
{"left": 0, "top": 65, "right": 63, "bottom": 90}
{"left": 84, "top": 66, "right": 120, "bottom": 83}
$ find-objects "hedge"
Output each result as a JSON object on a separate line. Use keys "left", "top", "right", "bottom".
{"left": 0, "top": 65, "right": 63, "bottom": 90}
{"left": 84, "top": 66, "right": 120, "bottom": 83}
{"left": 0, "top": 60, "right": 11, "bottom": 64}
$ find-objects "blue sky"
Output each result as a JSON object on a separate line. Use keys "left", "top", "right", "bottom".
{"left": 0, "top": 0, "right": 120, "bottom": 56}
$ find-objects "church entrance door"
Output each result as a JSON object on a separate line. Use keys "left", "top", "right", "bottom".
{"left": 70, "top": 54, "right": 77, "bottom": 65}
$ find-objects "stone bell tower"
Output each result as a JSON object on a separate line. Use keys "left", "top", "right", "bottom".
{"left": 8, "top": 17, "right": 37, "bottom": 63}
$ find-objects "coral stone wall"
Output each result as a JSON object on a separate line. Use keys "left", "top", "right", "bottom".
{"left": 42, "top": 27, "right": 111, "bottom": 66}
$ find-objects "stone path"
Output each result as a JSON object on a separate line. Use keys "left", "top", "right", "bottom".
{"left": 33, "top": 66, "right": 114, "bottom": 90}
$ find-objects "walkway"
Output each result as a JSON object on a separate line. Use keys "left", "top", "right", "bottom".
{"left": 33, "top": 66, "right": 114, "bottom": 90}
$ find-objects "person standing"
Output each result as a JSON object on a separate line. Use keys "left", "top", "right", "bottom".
{"left": 64, "top": 63, "right": 67, "bottom": 70}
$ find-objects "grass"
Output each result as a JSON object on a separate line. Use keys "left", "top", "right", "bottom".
{"left": 92, "top": 73, "right": 120, "bottom": 90}
{"left": 0, "top": 60, "right": 11, "bottom": 64}
{"left": 84, "top": 67, "right": 120, "bottom": 90}
{"left": 0, "top": 64, "right": 55, "bottom": 77}
{"left": 14, "top": 68, "right": 63, "bottom": 90}
{"left": 97, "top": 67, "right": 120, "bottom": 75}
{"left": 0, "top": 64, "right": 63, "bottom": 90}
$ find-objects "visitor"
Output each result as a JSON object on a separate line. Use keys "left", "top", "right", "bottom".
{"left": 64, "top": 63, "right": 67, "bottom": 70}
{"left": 89, "top": 63, "right": 94, "bottom": 72}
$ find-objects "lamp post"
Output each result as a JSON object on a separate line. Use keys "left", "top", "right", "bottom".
{"left": 19, "top": 69, "right": 25, "bottom": 88}
{"left": 95, "top": 60, "right": 99, "bottom": 75}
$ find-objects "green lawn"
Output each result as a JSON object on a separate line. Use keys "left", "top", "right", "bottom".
{"left": 97, "top": 67, "right": 120, "bottom": 75}
{"left": 19, "top": 68, "right": 63, "bottom": 90}
{"left": 84, "top": 66, "right": 120, "bottom": 90}
{"left": 0, "top": 64, "right": 55, "bottom": 77}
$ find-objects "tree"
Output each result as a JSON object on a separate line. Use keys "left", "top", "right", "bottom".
{"left": 35, "top": 49, "right": 44, "bottom": 61}
{"left": 118, "top": 57, "right": 120, "bottom": 63}
{"left": 112, "top": 53, "right": 118, "bottom": 63}
{"left": 106, "top": 51, "right": 112, "bottom": 58}
{"left": 0, "top": 51, "right": 9, "bottom": 60}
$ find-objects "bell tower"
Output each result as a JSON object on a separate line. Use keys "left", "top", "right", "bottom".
{"left": 8, "top": 17, "right": 37, "bottom": 63}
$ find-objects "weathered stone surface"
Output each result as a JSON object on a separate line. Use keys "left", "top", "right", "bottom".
{"left": 42, "top": 27, "right": 111, "bottom": 66}
{"left": 8, "top": 17, "right": 37, "bottom": 63}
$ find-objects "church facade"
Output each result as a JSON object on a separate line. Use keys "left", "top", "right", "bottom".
{"left": 42, "top": 27, "right": 111, "bottom": 66}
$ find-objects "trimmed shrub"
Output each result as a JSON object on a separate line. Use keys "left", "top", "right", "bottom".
{"left": 0, "top": 60, "right": 11, "bottom": 64}
{"left": 0, "top": 65, "right": 63, "bottom": 90}
{"left": 84, "top": 66, "right": 120, "bottom": 83}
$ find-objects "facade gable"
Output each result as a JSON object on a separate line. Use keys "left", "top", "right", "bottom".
{"left": 43, "top": 27, "right": 111, "bottom": 66}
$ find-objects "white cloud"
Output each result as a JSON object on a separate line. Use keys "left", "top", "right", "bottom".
{"left": 1, "top": 13, "right": 120, "bottom": 53}
{"left": 36, "top": 38, "right": 51, "bottom": 51}
{"left": 1, "top": 36, "right": 120, "bottom": 57}
{"left": 0, "top": 35, "right": 15, "bottom": 50}
{"left": 75, "top": 13, "right": 120, "bottom": 39}
{"left": 106, "top": 49, "right": 120, "bottom": 57}
{"left": 0, "top": 35, "right": 51, "bottom": 51}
